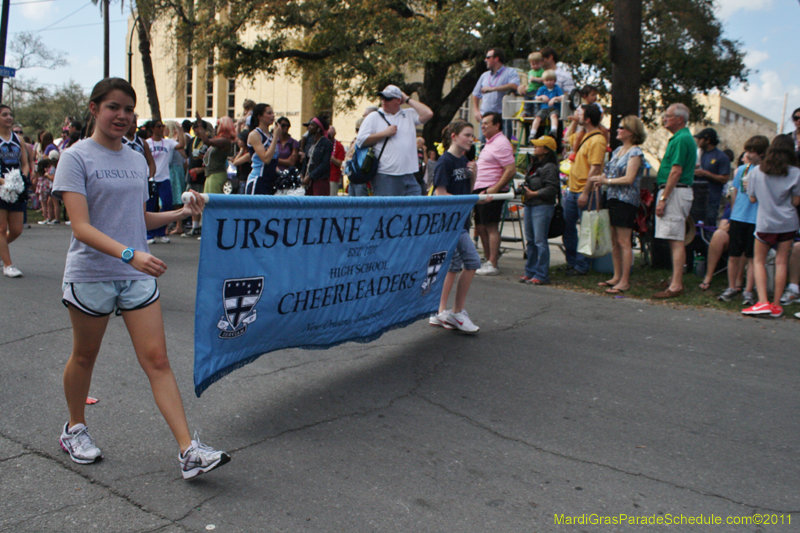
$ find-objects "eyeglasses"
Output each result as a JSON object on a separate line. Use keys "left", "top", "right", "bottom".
{"left": 485, "top": 55, "right": 494, "bottom": 60}
{"left": 12, "top": 130, "right": 23, "bottom": 135}
{"left": 793, "top": 116, "right": 800, "bottom": 121}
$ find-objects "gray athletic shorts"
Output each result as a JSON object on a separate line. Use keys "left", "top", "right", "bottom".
{"left": 62, "top": 279, "right": 159, "bottom": 317}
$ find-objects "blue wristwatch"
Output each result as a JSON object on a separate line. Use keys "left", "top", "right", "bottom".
{"left": 121, "top": 247, "right": 135, "bottom": 264}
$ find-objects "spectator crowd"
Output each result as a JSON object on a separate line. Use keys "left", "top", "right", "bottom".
{"left": 2, "top": 45, "right": 800, "bottom": 325}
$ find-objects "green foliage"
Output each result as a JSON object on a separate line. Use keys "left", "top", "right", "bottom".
{"left": 12, "top": 82, "right": 89, "bottom": 136}
{"left": 155, "top": 0, "right": 746, "bottom": 142}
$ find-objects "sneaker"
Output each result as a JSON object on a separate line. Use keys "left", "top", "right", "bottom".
{"left": 779, "top": 288, "right": 800, "bottom": 305}
{"left": 3, "top": 265, "right": 22, "bottom": 278}
{"left": 476, "top": 264, "right": 499, "bottom": 276}
{"left": 51, "top": 220, "right": 60, "bottom": 225}
{"left": 45, "top": 220, "right": 56, "bottom": 225}
{"left": 446, "top": 309, "right": 480, "bottom": 333}
{"left": 519, "top": 275, "right": 532, "bottom": 284}
{"left": 795, "top": 311, "right": 800, "bottom": 320}
{"left": 146, "top": 238, "right": 155, "bottom": 245}
{"left": 179, "top": 435, "right": 231, "bottom": 480}
{"left": 37, "top": 220, "right": 49, "bottom": 225}
{"left": 718, "top": 287, "right": 739, "bottom": 302}
{"left": 429, "top": 310, "right": 455, "bottom": 330}
{"left": 59, "top": 422, "right": 103, "bottom": 464}
{"left": 742, "top": 302, "right": 773, "bottom": 316}
{"left": 65, "top": 221, "right": 71, "bottom": 226}
{"left": 159, "top": 236, "right": 170, "bottom": 244}
{"left": 742, "top": 291, "right": 755, "bottom": 306}
{"left": 770, "top": 304, "right": 784, "bottom": 318}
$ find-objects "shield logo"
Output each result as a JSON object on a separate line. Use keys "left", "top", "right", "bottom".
{"left": 217, "top": 277, "right": 263, "bottom": 338}
{"left": 420, "top": 251, "right": 447, "bottom": 295}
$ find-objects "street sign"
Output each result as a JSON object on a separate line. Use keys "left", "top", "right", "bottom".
{"left": 0, "top": 66, "right": 16, "bottom": 78}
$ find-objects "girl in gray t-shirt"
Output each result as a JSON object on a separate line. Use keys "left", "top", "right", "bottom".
{"left": 743, "top": 135, "right": 800, "bottom": 317}
{"left": 51, "top": 78, "right": 230, "bottom": 479}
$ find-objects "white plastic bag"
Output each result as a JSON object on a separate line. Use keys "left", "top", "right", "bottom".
{"left": 577, "top": 192, "right": 612, "bottom": 258}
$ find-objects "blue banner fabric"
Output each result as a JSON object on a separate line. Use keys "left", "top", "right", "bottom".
{"left": 193, "top": 194, "right": 478, "bottom": 396}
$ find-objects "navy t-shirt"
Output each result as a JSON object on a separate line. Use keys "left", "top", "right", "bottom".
{"left": 434, "top": 151, "right": 471, "bottom": 196}
{"left": 434, "top": 151, "right": 472, "bottom": 229}
{"left": 697, "top": 146, "right": 731, "bottom": 206}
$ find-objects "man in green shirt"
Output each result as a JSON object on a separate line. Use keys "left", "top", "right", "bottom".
{"left": 654, "top": 103, "right": 697, "bottom": 299}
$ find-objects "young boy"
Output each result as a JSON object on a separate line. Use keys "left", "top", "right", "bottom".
{"left": 567, "top": 85, "right": 607, "bottom": 150}
{"left": 519, "top": 52, "right": 545, "bottom": 118}
{"left": 717, "top": 136, "right": 769, "bottom": 303}
{"left": 530, "top": 70, "right": 563, "bottom": 139}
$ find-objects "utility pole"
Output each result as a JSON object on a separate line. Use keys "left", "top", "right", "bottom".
{"left": 779, "top": 92, "right": 787, "bottom": 134}
{"left": 104, "top": 0, "right": 110, "bottom": 78}
{"left": 0, "top": 0, "right": 10, "bottom": 101}
{"left": 609, "top": 0, "right": 643, "bottom": 149}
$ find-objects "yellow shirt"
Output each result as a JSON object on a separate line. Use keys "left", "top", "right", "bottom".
{"left": 568, "top": 131, "right": 607, "bottom": 193}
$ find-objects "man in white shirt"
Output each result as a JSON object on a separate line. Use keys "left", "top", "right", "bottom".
{"left": 540, "top": 46, "right": 575, "bottom": 95}
{"left": 356, "top": 85, "right": 434, "bottom": 196}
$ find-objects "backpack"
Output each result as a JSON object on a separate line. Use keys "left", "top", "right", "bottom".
{"left": 346, "top": 112, "right": 391, "bottom": 185}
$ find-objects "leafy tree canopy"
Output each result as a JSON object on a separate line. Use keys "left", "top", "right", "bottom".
{"left": 156, "top": 0, "right": 747, "bottom": 142}
{"left": 12, "top": 82, "right": 89, "bottom": 136}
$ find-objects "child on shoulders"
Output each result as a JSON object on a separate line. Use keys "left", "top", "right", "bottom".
{"left": 530, "top": 70, "right": 563, "bottom": 140}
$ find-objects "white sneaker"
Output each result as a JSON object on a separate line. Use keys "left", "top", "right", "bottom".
{"left": 476, "top": 264, "right": 499, "bottom": 276}
{"left": 159, "top": 236, "right": 170, "bottom": 244}
{"left": 179, "top": 435, "right": 231, "bottom": 479}
{"left": 59, "top": 422, "right": 103, "bottom": 464}
{"left": 779, "top": 288, "right": 800, "bottom": 305}
{"left": 446, "top": 309, "right": 479, "bottom": 333}
{"left": 146, "top": 238, "right": 156, "bottom": 245}
{"left": 37, "top": 220, "right": 49, "bottom": 225}
{"left": 3, "top": 265, "right": 22, "bottom": 278}
{"left": 429, "top": 310, "right": 455, "bottom": 330}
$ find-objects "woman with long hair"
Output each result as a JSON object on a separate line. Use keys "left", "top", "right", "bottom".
{"left": 519, "top": 136, "right": 561, "bottom": 285}
{"left": 588, "top": 115, "right": 646, "bottom": 294}
{"left": 246, "top": 103, "right": 282, "bottom": 194}
{"left": 0, "top": 104, "right": 31, "bottom": 277}
{"left": 193, "top": 114, "right": 236, "bottom": 195}
{"left": 52, "top": 78, "right": 229, "bottom": 478}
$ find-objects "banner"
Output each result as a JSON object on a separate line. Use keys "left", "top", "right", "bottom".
{"left": 193, "top": 194, "right": 478, "bottom": 396}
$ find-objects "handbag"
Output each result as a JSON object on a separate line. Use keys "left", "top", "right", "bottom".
{"left": 346, "top": 112, "right": 391, "bottom": 185}
{"left": 548, "top": 187, "right": 565, "bottom": 238}
{"left": 577, "top": 188, "right": 612, "bottom": 258}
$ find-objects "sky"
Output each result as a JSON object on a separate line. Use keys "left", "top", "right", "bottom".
{"left": 4, "top": 0, "right": 800, "bottom": 133}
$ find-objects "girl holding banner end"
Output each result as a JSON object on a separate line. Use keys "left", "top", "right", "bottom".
{"left": 52, "top": 78, "right": 230, "bottom": 479}
{"left": 429, "top": 120, "right": 485, "bottom": 333}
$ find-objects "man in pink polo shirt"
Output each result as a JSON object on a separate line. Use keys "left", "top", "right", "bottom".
{"left": 473, "top": 112, "right": 517, "bottom": 275}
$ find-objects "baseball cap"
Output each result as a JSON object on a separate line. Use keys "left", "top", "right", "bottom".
{"left": 693, "top": 128, "right": 718, "bottom": 144}
{"left": 530, "top": 136, "right": 557, "bottom": 152}
{"left": 378, "top": 85, "right": 403, "bottom": 100}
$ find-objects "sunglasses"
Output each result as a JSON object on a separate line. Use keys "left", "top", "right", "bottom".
{"left": 13, "top": 130, "right": 23, "bottom": 135}
{"left": 793, "top": 116, "right": 800, "bottom": 121}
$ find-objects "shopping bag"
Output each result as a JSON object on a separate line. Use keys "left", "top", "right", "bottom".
{"left": 577, "top": 191, "right": 612, "bottom": 258}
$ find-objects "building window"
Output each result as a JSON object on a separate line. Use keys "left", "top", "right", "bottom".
{"left": 458, "top": 99, "right": 470, "bottom": 121}
{"left": 227, "top": 78, "right": 236, "bottom": 118}
{"left": 206, "top": 56, "right": 214, "bottom": 117}
{"left": 185, "top": 53, "right": 193, "bottom": 118}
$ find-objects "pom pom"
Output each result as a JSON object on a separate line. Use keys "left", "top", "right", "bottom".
{"left": 0, "top": 169, "right": 25, "bottom": 204}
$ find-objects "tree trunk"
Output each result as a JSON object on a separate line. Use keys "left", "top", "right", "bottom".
{"left": 419, "top": 61, "right": 483, "bottom": 149}
{"left": 137, "top": 16, "right": 161, "bottom": 121}
{"left": 610, "top": 0, "right": 642, "bottom": 149}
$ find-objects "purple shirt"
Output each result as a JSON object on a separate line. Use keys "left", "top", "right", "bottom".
{"left": 276, "top": 136, "right": 299, "bottom": 171}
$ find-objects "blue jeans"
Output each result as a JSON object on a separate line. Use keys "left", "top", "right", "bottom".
{"left": 146, "top": 180, "right": 173, "bottom": 238}
{"left": 349, "top": 183, "right": 369, "bottom": 197}
{"left": 524, "top": 204, "right": 555, "bottom": 282}
{"left": 371, "top": 173, "right": 421, "bottom": 197}
{"left": 562, "top": 190, "right": 590, "bottom": 273}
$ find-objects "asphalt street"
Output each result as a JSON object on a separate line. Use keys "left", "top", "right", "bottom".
{"left": 1, "top": 223, "right": 798, "bottom": 533}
